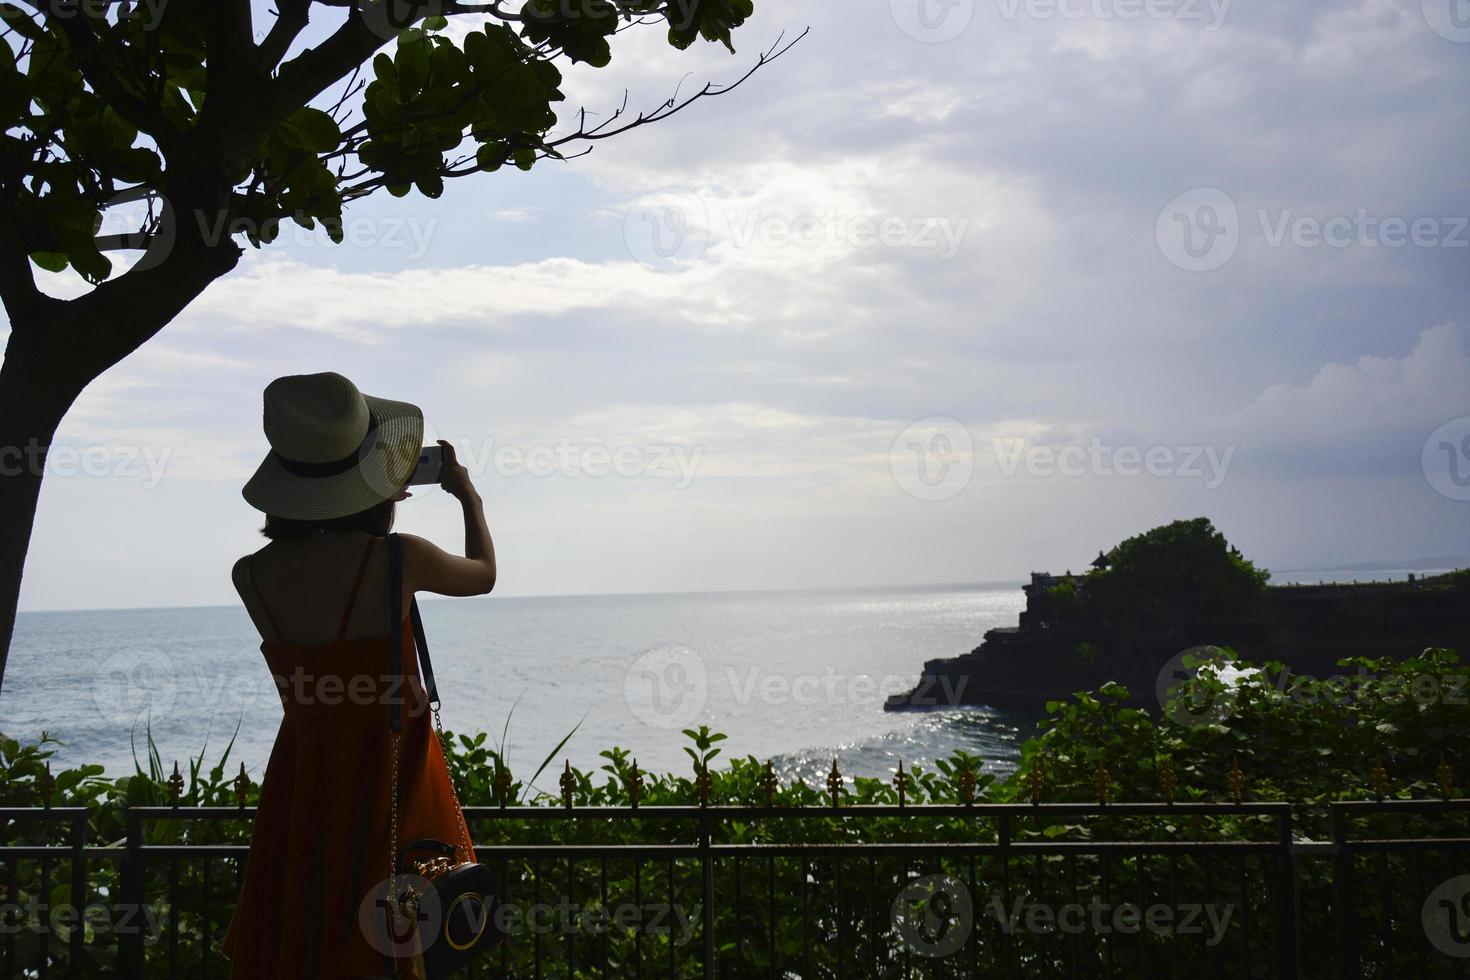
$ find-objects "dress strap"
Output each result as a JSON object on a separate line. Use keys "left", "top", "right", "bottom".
{"left": 244, "top": 557, "right": 283, "bottom": 643}
{"left": 336, "top": 536, "right": 378, "bottom": 640}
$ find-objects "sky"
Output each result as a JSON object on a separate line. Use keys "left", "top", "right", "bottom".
{"left": 7, "top": 0, "right": 1470, "bottom": 611}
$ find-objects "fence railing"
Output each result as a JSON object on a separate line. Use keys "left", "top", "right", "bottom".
{"left": 3, "top": 798, "right": 1469, "bottom": 979}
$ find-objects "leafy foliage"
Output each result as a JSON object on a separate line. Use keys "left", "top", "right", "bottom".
{"left": 1, "top": 648, "right": 1466, "bottom": 976}
{"left": 0, "top": 0, "right": 766, "bottom": 283}
{"left": 1074, "top": 517, "right": 1270, "bottom": 646}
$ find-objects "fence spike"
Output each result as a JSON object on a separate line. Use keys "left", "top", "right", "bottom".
{"left": 956, "top": 762, "right": 977, "bottom": 806}
{"left": 560, "top": 760, "right": 576, "bottom": 810}
{"left": 494, "top": 760, "right": 512, "bottom": 809}
{"left": 1025, "top": 760, "right": 1046, "bottom": 805}
{"left": 1094, "top": 757, "right": 1111, "bottom": 806}
{"left": 39, "top": 761, "right": 54, "bottom": 809}
{"left": 1437, "top": 754, "right": 1454, "bottom": 801}
{"left": 627, "top": 760, "right": 644, "bottom": 809}
{"left": 1369, "top": 757, "right": 1389, "bottom": 801}
{"left": 167, "top": 762, "right": 184, "bottom": 808}
{"left": 233, "top": 763, "right": 250, "bottom": 809}
{"left": 894, "top": 760, "right": 910, "bottom": 807}
{"left": 827, "top": 758, "right": 843, "bottom": 808}
{"left": 760, "top": 761, "right": 778, "bottom": 806}
{"left": 696, "top": 762, "right": 711, "bottom": 806}
{"left": 1158, "top": 757, "right": 1178, "bottom": 805}
{"left": 1227, "top": 757, "right": 1246, "bottom": 804}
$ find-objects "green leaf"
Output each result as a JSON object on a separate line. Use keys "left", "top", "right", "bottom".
{"left": 30, "top": 251, "right": 69, "bottom": 273}
{"left": 284, "top": 108, "right": 342, "bottom": 154}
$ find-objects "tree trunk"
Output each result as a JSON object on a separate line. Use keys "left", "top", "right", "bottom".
{"left": 0, "top": 329, "right": 89, "bottom": 699}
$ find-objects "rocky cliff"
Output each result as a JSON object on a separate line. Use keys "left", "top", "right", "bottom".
{"left": 884, "top": 572, "right": 1470, "bottom": 713}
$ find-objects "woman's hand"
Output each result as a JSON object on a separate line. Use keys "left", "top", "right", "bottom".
{"left": 437, "top": 439, "right": 479, "bottom": 503}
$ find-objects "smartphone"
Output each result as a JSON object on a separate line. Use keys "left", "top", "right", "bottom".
{"left": 407, "top": 445, "right": 443, "bottom": 486}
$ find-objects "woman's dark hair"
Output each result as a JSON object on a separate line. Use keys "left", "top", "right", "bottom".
{"left": 261, "top": 500, "right": 396, "bottom": 541}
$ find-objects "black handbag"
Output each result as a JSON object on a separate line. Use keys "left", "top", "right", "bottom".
{"left": 383, "top": 533, "right": 505, "bottom": 978}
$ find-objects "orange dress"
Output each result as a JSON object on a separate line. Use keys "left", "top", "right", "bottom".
{"left": 222, "top": 539, "right": 475, "bottom": 978}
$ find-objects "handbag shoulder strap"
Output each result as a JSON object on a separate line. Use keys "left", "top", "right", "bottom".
{"left": 387, "top": 533, "right": 441, "bottom": 732}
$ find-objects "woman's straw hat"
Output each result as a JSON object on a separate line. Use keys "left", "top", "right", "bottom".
{"left": 242, "top": 372, "right": 423, "bottom": 520}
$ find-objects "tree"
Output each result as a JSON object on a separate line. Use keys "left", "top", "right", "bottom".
{"left": 1082, "top": 516, "right": 1270, "bottom": 648}
{"left": 0, "top": 0, "right": 798, "bottom": 692}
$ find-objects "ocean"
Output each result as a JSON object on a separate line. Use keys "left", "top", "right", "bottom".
{"left": 5, "top": 568, "right": 1439, "bottom": 796}
{"left": 1, "top": 583, "right": 1035, "bottom": 794}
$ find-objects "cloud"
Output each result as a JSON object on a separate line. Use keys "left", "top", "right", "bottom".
{"left": 1211, "top": 322, "right": 1470, "bottom": 477}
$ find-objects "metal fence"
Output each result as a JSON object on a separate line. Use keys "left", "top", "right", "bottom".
{"left": 3, "top": 798, "right": 1469, "bottom": 979}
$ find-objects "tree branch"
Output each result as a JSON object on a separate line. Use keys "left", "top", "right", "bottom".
{"left": 269, "top": 14, "right": 391, "bottom": 131}
{"left": 201, "top": 0, "right": 257, "bottom": 121}
{"left": 0, "top": 200, "right": 54, "bottom": 329}
{"left": 257, "top": 0, "right": 314, "bottom": 73}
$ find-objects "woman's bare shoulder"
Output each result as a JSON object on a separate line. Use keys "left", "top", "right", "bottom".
{"left": 230, "top": 547, "right": 271, "bottom": 595}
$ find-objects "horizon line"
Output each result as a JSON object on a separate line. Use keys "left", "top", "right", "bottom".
{"left": 18, "top": 560, "right": 1463, "bottom": 617}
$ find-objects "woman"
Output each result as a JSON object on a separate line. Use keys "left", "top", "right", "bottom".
{"left": 222, "top": 372, "right": 496, "bottom": 978}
